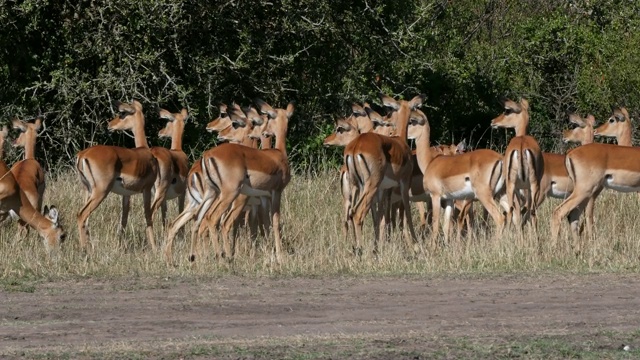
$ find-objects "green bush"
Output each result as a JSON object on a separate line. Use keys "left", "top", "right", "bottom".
{"left": 1, "top": 0, "right": 639, "bottom": 170}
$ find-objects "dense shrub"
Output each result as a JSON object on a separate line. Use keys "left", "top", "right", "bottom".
{"left": 1, "top": 0, "right": 639, "bottom": 170}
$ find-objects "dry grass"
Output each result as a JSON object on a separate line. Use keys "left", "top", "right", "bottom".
{"left": 2, "top": 169, "right": 640, "bottom": 281}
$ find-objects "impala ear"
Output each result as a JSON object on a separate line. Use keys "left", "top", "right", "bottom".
{"left": 34, "top": 117, "right": 43, "bottom": 131}
{"left": 12, "top": 118, "right": 27, "bottom": 132}
{"left": 409, "top": 110, "right": 426, "bottom": 125}
{"left": 132, "top": 100, "right": 143, "bottom": 111}
{"left": 158, "top": 109, "right": 175, "bottom": 121}
{"left": 620, "top": 107, "right": 630, "bottom": 120}
{"left": 409, "top": 94, "right": 425, "bottom": 110}
{"left": 255, "top": 98, "right": 277, "bottom": 119}
{"left": 456, "top": 139, "right": 467, "bottom": 153}
{"left": 46, "top": 206, "right": 59, "bottom": 225}
{"left": 286, "top": 101, "right": 295, "bottom": 119}
{"left": 379, "top": 93, "right": 400, "bottom": 110}
{"left": 568, "top": 113, "right": 586, "bottom": 127}
{"left": 352, "top": 103, "right": 367, "bottom": 117}
{"left": 585, "top": 114, "right": 596, "bottom": 127}
{"left": 0, "top": 125, "right": 8, "bottom": 138}
{"left": 504, "top": 99, "right": 521, "bottom": 113}
{"left": 180, "top": 108, "right": 189, "bottom": 121}
{"left": 218, "top": 103, "right": 228, "bottom": 115}
{"left": 519, "top": 98, "right": 529, "bottom": 110}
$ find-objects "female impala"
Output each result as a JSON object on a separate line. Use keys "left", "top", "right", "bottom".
{"left": 491, "top": 99, "right": 544, "bottom": 234}
{"left": 407, "top": 110, "right": 505, "bottom": 247}
{"left": 197, "top": 99, "right": 294, "bottom": 262}
{"left": 0, "top": 127, "right": 65, "bottom": 253}
{"left": 76, "top": 100, "right": 162, "bottom": 251}
{"left": 344, "top": 94, "right": 422, "bottom": 255}
{"left": 8, "top": 118, "right": 46, "bottom": 236}
{"left": 551, "top": 108, "right": 640, "bottom": 251}
{"left": 157, "top": 108, "right": 190, "bottom": 223}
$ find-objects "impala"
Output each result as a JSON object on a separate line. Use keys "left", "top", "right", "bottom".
{"left": 344, "top": 94, "right": 422, "bottom": 255}
{"left": 593, "top": 107, "right": 632, "bottom": 146}
{"left": 408, "top": 109, "right": 505, "bottom": 246}
{"left": 491, "top": 98, "right": 544, "bottom": 234}
{"left": 196, "top": 99, "right": 294, "bottom": 262}
{"left": 0, "top": 126, "right": 65, "bottom": 253}
{"left": 551, "top": 108, "right": 639, "bottom": 251}
{"left": 164, "top": 105, "right": 247, "bottom": 263}
{"left": 8, "top": 117, "right": 46, "bottom": 234}
{"left": 157, "top": 108, "right": 190, "bottom": 223}
{"left": 76, "top": 100, "right": 162, "bottom": 251}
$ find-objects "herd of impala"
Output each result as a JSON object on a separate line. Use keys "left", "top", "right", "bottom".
{"left": 0, "top": 93, "right": 637, "bottom": 263}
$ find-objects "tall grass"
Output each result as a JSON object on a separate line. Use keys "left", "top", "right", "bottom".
{"left": 2, "top": 169, "right": 640, "bottom": 281}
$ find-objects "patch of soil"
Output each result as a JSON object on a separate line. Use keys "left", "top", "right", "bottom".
{"left": 1, "top": 274, "right": 639, "bottom": 354}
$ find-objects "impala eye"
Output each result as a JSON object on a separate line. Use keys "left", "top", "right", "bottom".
{"left": 609, "top": 118, "right": 615, "bottom": 123}
{"left": 504, "top": 108, "right": 512, "bottom": 115}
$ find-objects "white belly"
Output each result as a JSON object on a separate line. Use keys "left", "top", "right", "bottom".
{"left": 241, "top": 186, "right": 271, "bottom": 197}
{"left": 444, "top": 180, "right": 475, "bottom": 200}
{"left": 549, "top": 184, "right": 570, "bottom": 199}
{"left": 112, "top": 180, "right": 141, "bottom": 196}
{"left": 605, "top": 177, "right": 640, "bottom": 193}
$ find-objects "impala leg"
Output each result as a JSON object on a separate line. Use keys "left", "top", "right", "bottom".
{"left": 204, "top": 190, "right": 238, "bottom": 260}
{"left": 270, "top": 191, "right": 284, "bottom": 263}
{"left": 160, "top": 201, "right": 168, "bottom": 226}
{"left": 429, "top": 194, "right": 442, "bottom": 251}
{"left": 191, "top": 196, "right": 216, "bottom": 261}
{"left": 76, "top": 189, "right": 110, "bottom": 252}
{"left": 119, "top": 195, "right": 130, "bottom": 237}
{"left": 400, "top": 181, "right": 418, "bottom": 253}
{"left": 143, "top": 189, "right": 156, "bottom": 251}
{"left": 475, "top": 189, "right": 505, "bottom": 240}
{"left": 164, "top": 203, "right": 196, "bottom": 264}
{"left": 222, "top": 195, "right": 249, "bottom": 259}
{"left": 442, "top": 199, "right": 454, "bottom": 246}
{"left": 551, "top": 186, "right": 596, "bottom": 246}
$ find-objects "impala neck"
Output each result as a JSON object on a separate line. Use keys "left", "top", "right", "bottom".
{"left": 261, "top": 136, "right": 272, "bottom": 150}
{"left": 133, "top": 115, "right": 149, "bottom": 148}
{"left": 17, "top": 197, "right": 53, "bottom": 237}
{"left": 514, "top": 113, "right": 530, "bottom": 137}
{"left": 395, "top": 106, "right": 411, "bottom": 140}
{"left": 414, "top": 124, "right": 432, "bottom": 175}
{"left": 23, "top": 138, "right": 36, "bottom": 160}
{"left": 170, "top": 131, "right": 183, "bottom": 151}
{"left": 617, "top": 128, "right": 632, "bottom": 146}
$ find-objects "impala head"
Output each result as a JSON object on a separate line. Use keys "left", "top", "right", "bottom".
{"left": 244, "top": 106, "right": 267, "bottom": 141}
{"left": 379, "top": 94, "right": 424, "bottom": 118}
{"left": 563, "top": 113, "right": 595, "bottom": 144}
{"left": 594, "top": 107, "right": 630, "bottom": 139}
{"left": 41, "top": 205, "right": 66, "bottom": 252}
{"left": 158, "top": 108, "right": 188, "bottom": 139}
{"left": 363, "top": 103, "right": 394, "bottom": 135}
{"left": 491, "top": 98, "right": 530, "bottom": 131}
{"left": 406, "top": 109, "right": 430, "bottom": 141}
{"left": 207, "top": 104, "right": 234, "bottom": 133}
{"left": 256, "top": 99, "right": 295, "bottom": 139}
{"left": 108, "top": 100, "right": 144, "bottom": 131}
{"left": 323, "top": 117, "right": 358, "bottom": 147}
{"left": 217, "top": 108, "right": 249, "bottom": 143}
{"left": 11, "top": 117, "right": 42, "bottom": 149}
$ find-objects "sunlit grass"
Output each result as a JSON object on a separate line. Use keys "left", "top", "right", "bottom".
{"left": 2, "top": 169, "right": 640, "bottom": 280}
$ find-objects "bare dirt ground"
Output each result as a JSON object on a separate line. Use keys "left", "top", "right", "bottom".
{"left": 2, "top": 273, "right": 640, "bottom": 358}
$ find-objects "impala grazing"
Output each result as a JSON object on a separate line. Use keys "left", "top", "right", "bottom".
{"left": 491, "top": 99, "right": 544, "bottom": 235}
{"left": 0, "top": 126, "right": 65, "bottom": 253}
{"left": 76, "top": 100, "right": 162, "bottom": 251}
{"left": 8, "top": 117, "right": 46, "bottom": 235}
